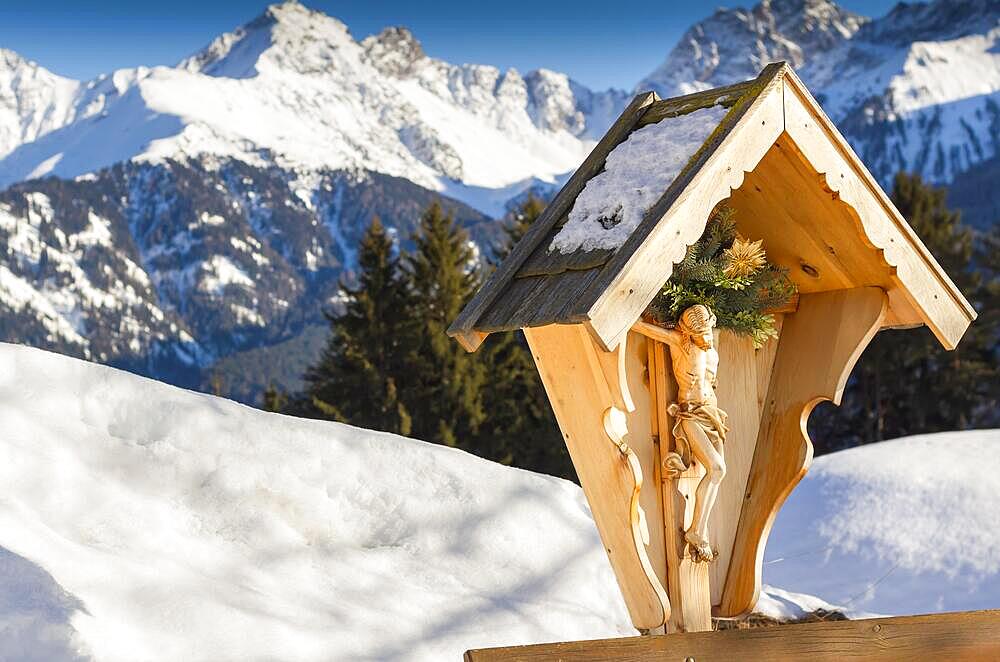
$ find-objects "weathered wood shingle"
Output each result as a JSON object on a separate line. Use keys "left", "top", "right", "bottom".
{"left": 445, "top": 90, "right": 660, "bottom": 351}
{"left": 448, "top": 66, "right": 784, "bottom": 347}
{"left": 450, "top": 60, "right": 975, "bottom": 353}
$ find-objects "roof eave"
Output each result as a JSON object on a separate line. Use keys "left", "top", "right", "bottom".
{"left": 447, "top": 90, "right": 660, "bottom": 352}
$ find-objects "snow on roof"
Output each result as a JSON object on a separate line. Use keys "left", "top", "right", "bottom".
{"left": 549, "top": 103, "right": 728, "bottom": 254}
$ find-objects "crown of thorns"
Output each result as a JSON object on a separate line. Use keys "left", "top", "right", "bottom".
{"left": 679, "top": 305, "right": 716, "bottom": 334}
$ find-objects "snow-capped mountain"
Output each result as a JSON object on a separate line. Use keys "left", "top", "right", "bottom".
{"left": 0, "top": 1, "right": 626, "bottom": 217}
{"left": 0, "top": 157, "right": 495, "bottom": 399}
{"left": 636, "top": 0, "right": 867, "bottom": 98}
{"left": 806, "top": 0, "right": 1000, "bottom": 194}
{"left": 0, "top": 0, "right": 997, "bottom": 404}
{"left": 0, "top": 1, "right": 632, "bottom": 402}
{"left": 638, "top": 0, "right": 1000, "bottom": 223}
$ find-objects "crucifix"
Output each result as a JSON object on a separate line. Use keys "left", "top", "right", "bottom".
{"left": 656, "top": 304, "right": 729, "bottom": 563}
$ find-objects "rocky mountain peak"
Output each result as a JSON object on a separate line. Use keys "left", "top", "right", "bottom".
{"left": 362, "top": 27, "right": 426, "bottom": 77}
{"left": 179, "top": 0, "right": 357, "bottom": 79}
{"left": 636, "top": 0, "right": 867, "bottom": 97}
{"left": 0, "top": 47, "right": 29, "bottom": 69}
{"left": 765, "top": 0, "right": 867, "bottom": 44}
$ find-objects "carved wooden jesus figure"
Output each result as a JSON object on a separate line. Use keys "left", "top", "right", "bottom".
{"left": 659, "top": 304, "right": 729, "bottom": 562}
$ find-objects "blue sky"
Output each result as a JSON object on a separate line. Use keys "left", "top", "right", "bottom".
{"left": 1, "top": 0, "right": 900, "bottom": 90}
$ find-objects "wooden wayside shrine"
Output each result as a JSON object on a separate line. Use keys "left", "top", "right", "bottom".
{"left": 447, "top": 62, "right": 979, "bottom": 651}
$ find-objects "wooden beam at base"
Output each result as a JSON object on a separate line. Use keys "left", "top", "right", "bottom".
{"left": 464, "top": 610, "right": 1000, "bottom": 661}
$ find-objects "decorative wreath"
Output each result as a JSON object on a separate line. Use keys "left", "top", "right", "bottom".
{"left": 644, "top": 204, "right": 797, "bottom": 348}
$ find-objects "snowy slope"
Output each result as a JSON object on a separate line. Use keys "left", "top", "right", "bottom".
{"left": 0, "top": 2, "right": 627, "bottom": 217}
{"left": 0, "top": 342, "right": 634, "bottom": 661}
{"left": 0, "top": 49, "right": 82, "bottom": 160}
{"left": 0, "top": 343, "right": 995, "bottom": 659}
{"left": 764, "top": 430, "right": 1000, "bottom": 616}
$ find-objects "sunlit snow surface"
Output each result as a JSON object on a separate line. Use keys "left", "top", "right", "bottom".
{"left": 549, "top": 104, "right": 727, "bottom": 253}
{"left": 0, "top": 343, "right": 633, "bottom": 661}
{"left": 763, "top": 430, "right": 1000, "bottom": 616}
{"left": 0, "top": 343, "right": 996, "bottom": 659}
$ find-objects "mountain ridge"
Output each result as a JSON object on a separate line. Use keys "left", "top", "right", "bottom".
{"left": 638, "top": 0, "right": 1000, "bottom": 200}
{"left": 636, "top": 0, "right": 867, "bottom": 98}
{"left": 0, "top": 1, "right": 627, "bottom": 218}
{"left": 0, "top": 0, "right": 996, "bottom": 404}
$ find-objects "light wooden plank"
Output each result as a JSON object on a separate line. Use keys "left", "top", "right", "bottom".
{"left": 651, "top": 340, "right": 712, "bottom": 633}
{"left": 524, "top": 324, "right": 669, "bottom": 630}
{"left": 718, "top": 287, "right": 888, "bottom": 617}
{"left": 645, "top": 339, "right": 666, "bottom": 603}
{"left": 781, "top": 71, "right": 975, "bottom": 349}
{"left": 624, "top": 332, "right": 667, "bottom": 594}
{"left": 753, "top": 316, "right": 783, "bottom": 420}
{"left": 453, "top": 329, "right": 488, "bottom": 353}
{"left": 449, "top": 91, "right": 658, "bottom": 351}
{"left": 590, "top": 330, "right": 669, "bottom": 621}
{"left": 465, "top": 609, "right": 1000, "bottom": 661}
{"left": 706, "top": 330, "right": 766, "bottom": 606}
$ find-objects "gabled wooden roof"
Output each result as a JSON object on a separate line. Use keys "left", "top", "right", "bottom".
{"left": 449, "top": 62, "right": 976, "bottom": 353}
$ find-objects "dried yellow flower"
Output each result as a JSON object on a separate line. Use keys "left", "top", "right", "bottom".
{"left": 723, "top": 236, "right": 767, "bottom": 278}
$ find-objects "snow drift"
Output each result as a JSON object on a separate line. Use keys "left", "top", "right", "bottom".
{"left": 0, "top": 342, "right": 996, "bottom": 660}
{"left": 0, "top": 343, "right": 633, "bottom": 661}
{"left": 764, "top": 429, "right": 1000, "bottom": 616}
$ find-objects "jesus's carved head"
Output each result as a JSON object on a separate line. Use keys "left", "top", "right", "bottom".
{"left": 679, "top": 304, "right": 717, "bottom": 350}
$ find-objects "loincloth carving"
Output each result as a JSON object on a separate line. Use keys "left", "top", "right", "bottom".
{"left": 663, "top": 402, "right": 729, "bottom": 478}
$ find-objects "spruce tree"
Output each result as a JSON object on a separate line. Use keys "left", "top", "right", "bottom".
{"left": 498, "top": 194, "right": 545, "bottom": 258}
{"left": 262, "top": 383, "right": 288, "bottom": 413}
{"left": 302, "top": 217, "right": 413, "bottom": 435}
{"left": 477, "top": 195, "right": 575, "bottom": 478}
{"left": 809, "top": 173, "right": 996, "bottom": 451}
{"left": 404, "top": 201, "right": 486, "bottom": 447}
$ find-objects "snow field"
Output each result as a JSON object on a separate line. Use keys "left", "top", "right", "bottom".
{"left": 763, "top": 430, "right": 1000, "bottom": 616}
{"left": 0, "top": 343, "right": 634, "bottom": 661}
{"left": 0, "top": 342, "right": 997, "bottom": 659}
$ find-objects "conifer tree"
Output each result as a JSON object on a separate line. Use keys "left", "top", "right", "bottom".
{"left": 303, "top": 217, "right": 413, "bottom": 435}
{"left": 262, "top": 383, "right": 287, "bottom": 413}
{"left": 404, "top": 201, "right": 486, "bottom": 447}
{"left": 477, "top": 195, "right": 575, "bottom": 477}
{"left": 498, "top": 194, "right": 545, "bottom": 257}
{"left": 810, "top": 173, "right": 996, "bottom": 451}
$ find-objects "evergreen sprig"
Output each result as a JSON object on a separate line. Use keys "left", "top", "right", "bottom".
{"left": 645, "top": 205, "right": 796, "bottom": 347}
